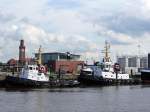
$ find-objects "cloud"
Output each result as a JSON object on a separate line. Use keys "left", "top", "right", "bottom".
{"left": 47, "top": 0, "right": 81, "bottom": 9}
{"left": 0, "top": 0, "right": 150, "bottom": 62}
{"left": 0, "top": 19, "right": 99, "bottom": 62}
{"left": 79, "top": 0, "right": 150, "bottom": 36}
{"left": 0, "top": 11, "right": 15, "bottom": 23}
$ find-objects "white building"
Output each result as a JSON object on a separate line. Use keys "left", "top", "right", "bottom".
{"left": 117, "top": 55, "right": 148, "bottom": 75}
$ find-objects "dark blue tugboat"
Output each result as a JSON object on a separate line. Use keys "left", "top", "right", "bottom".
{"left": 141, "top": 69, "right": 150, "bottom": 83}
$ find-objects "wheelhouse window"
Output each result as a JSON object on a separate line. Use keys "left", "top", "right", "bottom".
{"left": 82, "top": 71, "right": 92, "bottom": 74}
{"left": 29, "top": 67, "right": 33, "bottom": 70}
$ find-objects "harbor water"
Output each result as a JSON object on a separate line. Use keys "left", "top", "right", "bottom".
{"left": 0, "top": 85, "right": 150, "bottom": 112}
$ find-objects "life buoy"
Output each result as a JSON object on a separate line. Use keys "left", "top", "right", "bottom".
{"left": 38, "top": 66, "right": 45, "bottom": 73}
{"left": 40, "top": 66, "right": 44, "bottom": 71}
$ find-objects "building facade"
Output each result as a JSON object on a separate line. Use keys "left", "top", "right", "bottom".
{"left": 148, "top": 53, "right": 150, "bottom": 68}
{"left": 38, "top": 52, "right": 80, "bottom": 64}
{"left": 35, "top": 52, "right": 84, "bottom": 74}
{"left": 117, "top": 55, "right": 148, "bottom": 75}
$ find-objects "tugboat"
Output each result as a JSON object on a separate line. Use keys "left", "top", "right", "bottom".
{"left": 5, "top": 46, "right": 50, "bottom": 87}
{"left": 78, "top": 41, "right": 130, "bottom": 85}
{"left": 141, "top": 69, "right": 150, "bottom": 83}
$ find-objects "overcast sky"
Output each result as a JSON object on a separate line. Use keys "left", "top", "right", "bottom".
{"left": 0, "top": 0, "right": 150, "bottom": 62}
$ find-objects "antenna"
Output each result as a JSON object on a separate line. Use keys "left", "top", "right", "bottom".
{"left": 137, "top": 44, "right": 141, "bottom": 56}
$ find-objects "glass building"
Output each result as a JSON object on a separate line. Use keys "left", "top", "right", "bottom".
{"left": 35, "top": 52, "right": 81, "bottom": 64}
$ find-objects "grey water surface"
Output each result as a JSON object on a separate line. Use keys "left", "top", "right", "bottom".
{"left": 0, "top": 85, "right": 150, "bottom": 112}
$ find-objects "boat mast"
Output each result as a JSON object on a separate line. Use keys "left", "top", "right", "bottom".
{"left": 102, "top": 41, "right": 111, "bottom": 62}
{"left": 37, "top": 45, "right": 42, "bottom": 65}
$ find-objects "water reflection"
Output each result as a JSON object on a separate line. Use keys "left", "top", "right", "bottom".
{"left": 0, "top": 86, "right": 150, "bottom": 112}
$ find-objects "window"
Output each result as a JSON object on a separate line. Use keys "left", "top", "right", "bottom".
{"left": 128, "top": 57, "right": 137, "bottom": 67}
{"left": 38, "top": 73, "right": 42, "bottom": 76}
{"left": 29, "top": 67, "right": 32, "bottom": 70}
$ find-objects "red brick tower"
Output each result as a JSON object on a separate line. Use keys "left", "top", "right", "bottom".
{"left": 19, "top": 40, "right": 25, "bottom": 65}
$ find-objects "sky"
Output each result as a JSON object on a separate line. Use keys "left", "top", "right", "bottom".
{"left": 0, "top": 0, "right": 150, "bottom": 62}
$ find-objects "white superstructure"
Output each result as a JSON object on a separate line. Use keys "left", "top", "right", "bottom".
{"left": 81, "top": 41, "right": 130, "bottom": 80}
{"left": 19, "top": 46, "right": 49, "bottom": 82}
{"left": 101, "top": 41, "right": 129, "bottom": 79}
{"left": 101, "top": 62, "right": 129, "bottom": 79}
{"left": 19, "top": 65, "right": 49, "bottom": 82}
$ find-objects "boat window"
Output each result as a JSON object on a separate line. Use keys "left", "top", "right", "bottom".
{"left": 38, "top": 73, "right": 42, "bottom": 76}
{"left": 104, "top": 70, "right": 109, "bottom": 72}
{"left": 82, "top": 71, "right": 92, "bottom": 74}
{"left": 29, "top": 67, "right": 32, "bottom": 70}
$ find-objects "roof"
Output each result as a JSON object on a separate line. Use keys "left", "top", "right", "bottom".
{"left": 36, "top": 52, "right": 81, "bottom": 56}
{"left": 7, "top": 59, "right": 17, "bottom": 65}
